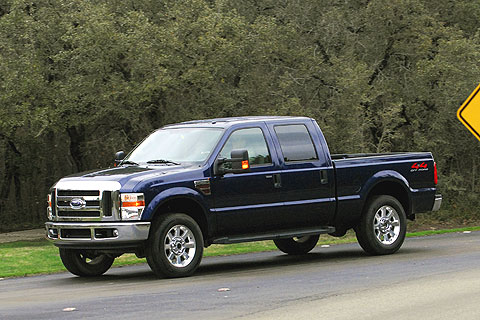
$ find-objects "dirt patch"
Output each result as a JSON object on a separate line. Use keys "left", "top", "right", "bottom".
{"left": 0, "top": 229, "right": 45, "bottom": 243}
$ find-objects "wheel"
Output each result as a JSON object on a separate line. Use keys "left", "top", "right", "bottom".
{"left": 273, "top": 235, "right": 319, "bottom": 255}
{"left": 355, "top": 195, "right": 407, "bottom": 255}
{"left": 146, "top": 213, "right": 204, "bottom": 278}
{"left": 59, "top": 248, "right": 114, "bottom": 277}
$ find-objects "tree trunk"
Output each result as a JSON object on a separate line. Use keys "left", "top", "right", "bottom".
{"left": 66, "top": 125, "right": 86, "bottom": 172}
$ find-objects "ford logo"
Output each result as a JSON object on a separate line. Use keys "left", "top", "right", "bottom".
{"left": 70, "top": 198, "right": 86, "bottom": 210}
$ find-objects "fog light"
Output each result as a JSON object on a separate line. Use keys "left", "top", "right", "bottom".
{"left": 48, "top": 228, "right": 58, "bottom": 238}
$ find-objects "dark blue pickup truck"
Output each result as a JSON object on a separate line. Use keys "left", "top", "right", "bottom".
{"left": 46, "top": 116, "right": 442, "bottom": 278}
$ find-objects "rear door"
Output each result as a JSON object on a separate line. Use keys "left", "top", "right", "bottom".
{"left": 266, "top": 120, "right": 336, "bottom": 228}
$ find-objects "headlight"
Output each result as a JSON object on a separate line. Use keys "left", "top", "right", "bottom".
{"left": 120, "top": 193, "right": 145, "bottom": 220}
{"left": 47, "top": 194, "right": 53, "bottom": 220}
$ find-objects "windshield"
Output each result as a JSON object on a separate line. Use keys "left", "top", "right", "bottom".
{"left": 126, "top": 127, "right": 224, "bottom": 165}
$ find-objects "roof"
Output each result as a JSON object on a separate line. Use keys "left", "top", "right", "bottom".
{"left": 165, "top": 116, "right": 312, "bottom": 129}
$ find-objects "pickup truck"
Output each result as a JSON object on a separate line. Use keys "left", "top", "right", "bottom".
{"left": 46, "top": 116, "right": 442, "bottom": 278}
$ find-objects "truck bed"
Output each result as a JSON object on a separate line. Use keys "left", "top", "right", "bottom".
{"left": 331, "top": 152, "right": 425, "bottom": 160}
{"left": 331, "top": 151, "right": 436, "bottom": 228}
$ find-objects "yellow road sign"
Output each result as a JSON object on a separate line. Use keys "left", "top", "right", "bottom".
{"left": 458, "top": 84, "right": 480, "bottom": 141}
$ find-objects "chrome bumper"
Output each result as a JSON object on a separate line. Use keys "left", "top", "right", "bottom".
{"left": 45, "top": 221, "right": 150, "bottom": 246}
{"left": 432, "top": 194, "right": 442, "bottom": 211}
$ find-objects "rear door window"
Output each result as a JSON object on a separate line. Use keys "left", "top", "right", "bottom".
{"left": 274, "top": 124, "right": 318, "bottom": 162}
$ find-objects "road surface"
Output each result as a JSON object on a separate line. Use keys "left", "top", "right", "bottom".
{"left": 1, "top": 231, "right": 479, "bottom": 319}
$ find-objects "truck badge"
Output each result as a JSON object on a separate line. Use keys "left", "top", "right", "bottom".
{"left": 411, "top": 162, "right": 428, "bottom": 172}
{"left": 194, "top": 179, "right": 211, "bottom": 196}
{"left": 70, "top": 198, "right": 86, "bottom": 209}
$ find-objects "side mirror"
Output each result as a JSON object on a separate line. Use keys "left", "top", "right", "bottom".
{"left": 215, "top": 149, "right": 250, "bottom": 175}
{"left": 114, "top": 151, "right": 125, "bottom": 167}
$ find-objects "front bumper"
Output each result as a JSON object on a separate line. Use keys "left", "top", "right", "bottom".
{"left": 45, "top": 221, "right": 151, "bottom": 248}
{"left": 432, "top": 194, "right": 442, "bottom": 211}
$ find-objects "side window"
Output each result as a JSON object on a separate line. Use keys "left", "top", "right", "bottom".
{"left": 274, "top": 124, "right": 318, "bottom": 162}
{"left": 219, "top": 128, "right": 272, "bottom": 166}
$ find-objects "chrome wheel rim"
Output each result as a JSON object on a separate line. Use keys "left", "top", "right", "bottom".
{"left": 373, "top": 205, "right": 400, "bottom": 245}
{"left": 164, "top": 224, "right": 196, "bottom": 268}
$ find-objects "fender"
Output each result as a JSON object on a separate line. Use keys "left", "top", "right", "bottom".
{"left": 360, "top": 170, "right": 412, "bottom": 212}
{"left": 141, "top": 187, "right": 210, "bottom": 221}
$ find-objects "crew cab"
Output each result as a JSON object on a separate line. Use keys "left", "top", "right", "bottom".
{"left": 46, "top": 116, "right": 442, "bottom": 278}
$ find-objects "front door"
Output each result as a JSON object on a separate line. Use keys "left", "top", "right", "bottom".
{"left": 210, "top": 126, "right": 282, "bottom": 236}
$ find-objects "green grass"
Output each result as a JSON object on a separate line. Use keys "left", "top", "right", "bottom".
{"left": 406, "top": 225, "right": 480, "bottom": 237}
{"left": 1, "top": 226, "right": 479, "bottom": 278}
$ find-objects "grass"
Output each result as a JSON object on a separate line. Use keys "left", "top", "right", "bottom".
{"left": 0, "top": 225, "right": 479, "bottom": 278}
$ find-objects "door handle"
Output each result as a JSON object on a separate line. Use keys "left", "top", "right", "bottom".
{"left": 273, "top": 174, "right": 282, "bottom": 188}
{"left": 320, "top": 170, "right": 328, "bottom": 184}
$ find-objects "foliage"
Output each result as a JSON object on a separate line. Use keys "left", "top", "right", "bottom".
{"left": 1, "top": 0, "right": 480, "bottom": 229}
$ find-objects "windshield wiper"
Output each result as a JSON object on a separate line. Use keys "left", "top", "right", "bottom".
{"left": 120, "top": 160, "right": 139, "bottom": 166}
{"left": 146, "top": 159, "right": 180, "bottom": 165}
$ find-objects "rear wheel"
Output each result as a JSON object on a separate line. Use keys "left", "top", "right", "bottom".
{"left": 355, "top": 195, "right": 407, "bottom": 255}
{"left": 59, "top": 248, "right": 114, "bottom": 277}
{"left": 146, "top": 213, "right": 204, "bottom": 278}
{"left": 274, "top": 235, "right": 319, "bottom": 255}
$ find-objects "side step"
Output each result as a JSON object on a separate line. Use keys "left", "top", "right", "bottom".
{"left": 211, "top": 226, "right": 335, "bottom": 244}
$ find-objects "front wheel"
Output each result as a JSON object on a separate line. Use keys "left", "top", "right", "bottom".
{"left": 146, "top": 213, "right": 204, "bottom": 278}
{"left": 355, "top": 195, "right": 407, "bottom": 255}
{"left": 59, "top": 248, "right": 114, "bottom": 277}
{"left": 274, "top": 235, "right": 319, "bottom": 255}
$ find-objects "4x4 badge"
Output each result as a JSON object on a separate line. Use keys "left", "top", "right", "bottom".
{"left": 411, "top": 162, "right": 428, "bottom": 172}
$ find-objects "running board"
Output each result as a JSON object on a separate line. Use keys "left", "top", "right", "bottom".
{"left": 211, "top": 226, "right": 335, "bottom": 244}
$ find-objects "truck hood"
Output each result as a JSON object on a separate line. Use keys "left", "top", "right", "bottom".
{"left": 55, "top": 164, "right": 202, "bottom": 191}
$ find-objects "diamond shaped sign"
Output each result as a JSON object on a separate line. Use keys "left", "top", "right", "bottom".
{"left": 457, "top": 84, "right": 480, "bottom": 141}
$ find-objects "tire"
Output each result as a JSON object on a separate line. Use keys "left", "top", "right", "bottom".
{"left": 274, "top": 235, "right": 319, "bottom": 255}
{"left": 59, "top": 248, "right": 114, "bottom": 277}
{"left": 146, "top": 213, "right": 204, "bottom": 278}
{"left": 355, "top": 195, "right": 407, "bottom": 255}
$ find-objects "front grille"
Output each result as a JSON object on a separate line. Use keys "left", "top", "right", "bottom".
{"left": 51, "top": 190, "right": 57, "bottom": 217}
{"left": 55, "top": 189, "right": 114, "bottom": 221}
{"left": 57, "top": 211, "right": 101, "bottom": 218}
{"left": 103, "top": 191, "right": 112, "bottom": 216}
{"left": 57, "top": 200, "right": 100, "bottom": 207}
{"left": 58, "top": 190, "right": 100, "bottom": 196}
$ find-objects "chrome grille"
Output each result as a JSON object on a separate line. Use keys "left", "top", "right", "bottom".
{"left": 55, "top": 189, "right": 113, "bottom": 221}
{"left": 52, "top": 181, "right": 121, "bottom": 222}
{"left": 57, "top": 210, "right": 101, "bottom": 218}
{"left": 57, "top": 190, "right": 100, "bottom": 197}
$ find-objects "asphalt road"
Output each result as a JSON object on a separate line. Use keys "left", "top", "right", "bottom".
{"left": 1, "top": 231, "right": 479, "bottom": 320}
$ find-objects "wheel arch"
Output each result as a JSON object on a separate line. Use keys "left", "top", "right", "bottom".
{"left": 143, "top": 187, "right": 212, "bottom": 241}
{"left": 361, "top": 171, "right": 412, "bottom": 218}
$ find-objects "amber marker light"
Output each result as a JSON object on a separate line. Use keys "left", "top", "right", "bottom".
{"left": 47, "top": 194, "right": 53, "bottom": 220}
{"left": 242, "top": 160, "right": 249, "bottom": 170}
{"left": 121, "top": 200, "right": 146, "bottom": 207}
